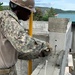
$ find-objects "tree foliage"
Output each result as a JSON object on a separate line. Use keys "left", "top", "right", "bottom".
{"left": 33, "top": 8, "right": 43, "bottom": 21}
{"left": 0, "top": 2, "right": 3, "bottom": 11}
{"left": 3, "top": 6, "right": 10, "bottom": 10}
{"left": 48, "top": 7, "right": 56, "bottom": 17}
{"left": 34, "top": 7, "right": 56, "bottom": 21}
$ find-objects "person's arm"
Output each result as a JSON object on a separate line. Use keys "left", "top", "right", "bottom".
{"left": 1, "top": 14, "right": 51, "bottom": 60}
{"left": 18, "top": 42, "right": 51, "bottom": 60}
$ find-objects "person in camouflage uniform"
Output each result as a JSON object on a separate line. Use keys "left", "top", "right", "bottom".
{"left": 0, "top": 0, "right": 51, "bottom": 75}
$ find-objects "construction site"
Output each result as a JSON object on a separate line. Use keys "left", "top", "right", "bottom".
{"left": 15, "top": 17, "right": 75, "bottom": 75}
{"left": 0, "top": 0, "right": 75, "bottom": 75}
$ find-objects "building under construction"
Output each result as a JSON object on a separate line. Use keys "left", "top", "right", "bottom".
{"left": 15, "top": 17, "right": 75, "bottom": 75}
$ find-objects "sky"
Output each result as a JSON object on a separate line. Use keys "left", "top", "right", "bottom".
{"left": 0, "top": 0, "right": 75, "bottom": 10}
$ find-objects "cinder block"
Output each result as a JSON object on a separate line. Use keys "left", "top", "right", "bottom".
{"left": 48, "top": 18, "right": 69, "bottom": 33}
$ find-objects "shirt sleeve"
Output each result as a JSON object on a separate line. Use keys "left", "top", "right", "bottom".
{"left": 1, "top": 14, "right": 46, "bottom": 54}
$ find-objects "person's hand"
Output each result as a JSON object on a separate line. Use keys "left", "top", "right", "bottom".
{"left": 39, "top": 42, "right": 52, "bottom": 57}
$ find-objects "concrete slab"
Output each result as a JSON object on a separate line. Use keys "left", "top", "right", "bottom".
{"left": 32, "top": 54, "right": 60, "bottom": 75}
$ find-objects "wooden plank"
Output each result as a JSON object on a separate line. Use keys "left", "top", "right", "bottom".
{"left": 64, "top": 67, "right": 69, "bottom": 75}
{"left": 68, "top": 54, "right": 73, "bottom": 67}
{"left": 68, "top": 54, "right": 74, "bottom": 73}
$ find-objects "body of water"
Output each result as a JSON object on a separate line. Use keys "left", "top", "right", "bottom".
{"left": 57, "top": 13, "right": 75, "bottom": 22}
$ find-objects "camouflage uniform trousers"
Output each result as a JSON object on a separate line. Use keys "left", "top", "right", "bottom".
{"left": 0, "top": 66, "right": 17, "bottom": 75}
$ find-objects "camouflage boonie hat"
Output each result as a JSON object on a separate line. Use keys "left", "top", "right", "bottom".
{"left": 10, "top": 0, "right": 36, "bottom": 12}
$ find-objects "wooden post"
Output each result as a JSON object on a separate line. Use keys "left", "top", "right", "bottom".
{"left": 28, "top": 12, "right": 33, "bottom": 75}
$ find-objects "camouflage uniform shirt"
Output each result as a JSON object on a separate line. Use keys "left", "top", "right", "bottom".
{"left": 0, "top": 10, "right": 47, "bottom": 68}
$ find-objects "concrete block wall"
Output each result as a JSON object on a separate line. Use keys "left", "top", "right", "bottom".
{"left": 16, "top": 58, "right": 43, "bottom": 75}
{"left": 48, "top": 18, "right": 72, "bottom": 75}
{"left": 48, "top": 18, "right": 70, "bottom": 53}
{"left": 48, "top": 18, "right": 69, "bottom": 33}
{"left": 20, "top": 21, "right": 48, "bottom": 33}
{"left": 60, "top": 22, "right": 72, "bottom": 75}
{"left": 49, "top": 32, "right": 66, "bottom": 53}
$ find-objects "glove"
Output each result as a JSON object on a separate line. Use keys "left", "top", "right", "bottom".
{"left": 39, "top": 42, "right": 52, "bottom": 57}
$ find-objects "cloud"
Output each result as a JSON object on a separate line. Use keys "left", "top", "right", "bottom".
{"left": 0, "top": 0, "right": 9, "bottom": 5}
{"left": 35, "top": 0, "right": 50, "bottom": 3}
{"left": 35, "top": 2, "right": 51, "bottom": 7}
{"left": 50, "top": 0, "right": 75, "bottom": 10}
{"left": 63, "top": 3, "right": 75, "bottom": 10}
{"left": 1, "top": 0, "right": 75, "bottom": 10}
